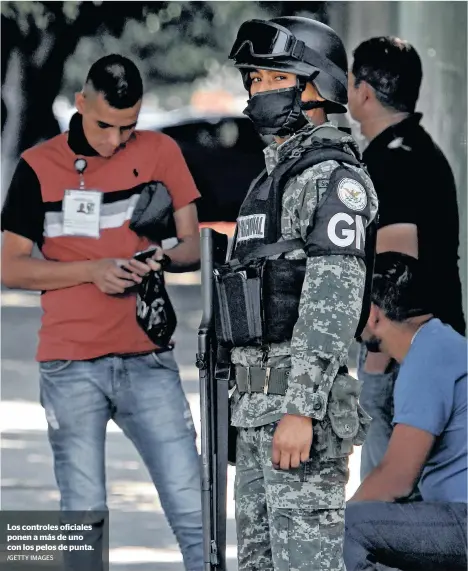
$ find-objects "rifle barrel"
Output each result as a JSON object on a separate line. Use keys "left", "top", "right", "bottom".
{"left": 200, "top": 228, "right": 214, "bottom": 328}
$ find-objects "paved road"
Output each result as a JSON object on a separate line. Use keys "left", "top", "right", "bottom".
{"left": 1, "top": 279, "right": 362, "bottom": 570}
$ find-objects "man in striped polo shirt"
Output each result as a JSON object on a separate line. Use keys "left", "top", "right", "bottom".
{"left": 1, "top": 55, "right": 203, "bottom": 571}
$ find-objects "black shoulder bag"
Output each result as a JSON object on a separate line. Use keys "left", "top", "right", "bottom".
{"left": 130, "top": 182, "right": 177, "bottom": 346}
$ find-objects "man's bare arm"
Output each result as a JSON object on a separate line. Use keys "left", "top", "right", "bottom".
{"left": 349, "top": 423, "right": 434, "bottom": 502}
{"left": 162, "top": 203, "right": 200, "bottom": 272}
{"left": 364, "top": 222, "right": 419, "bottom": 373}
{"left": 1, "top": 231, "right": 138, "bottom": 293}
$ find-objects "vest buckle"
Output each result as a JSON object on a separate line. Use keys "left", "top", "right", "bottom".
{"left": 290, "top": 148, "right": 304, "bottom": 159}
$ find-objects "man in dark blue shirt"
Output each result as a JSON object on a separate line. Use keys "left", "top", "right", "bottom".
{"left": 344, "top": 252, "right": 467, "bottom": 571}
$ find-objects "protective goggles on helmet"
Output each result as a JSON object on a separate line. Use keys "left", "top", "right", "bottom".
{"left": 229, "top": 19, "right": 347, "bottom": 88}
{"left": 229, "top": 20, "right": 304, "bottom": 60}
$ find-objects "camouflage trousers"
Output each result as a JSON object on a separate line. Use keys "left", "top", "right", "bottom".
{"left": 235, "top": 423, "right": 349, "bottom": 571}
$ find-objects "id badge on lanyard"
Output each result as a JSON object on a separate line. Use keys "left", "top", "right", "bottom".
{"left": 62, "top": 158, "right": 102, "bottom": 238}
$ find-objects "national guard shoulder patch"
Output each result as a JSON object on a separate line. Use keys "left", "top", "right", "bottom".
{"left": 336, "top": 178, "right": 367, "bottom": 212}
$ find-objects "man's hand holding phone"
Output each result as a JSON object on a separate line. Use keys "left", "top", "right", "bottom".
{"left": 123, "top": 246, "right": 164, "bottom": 277}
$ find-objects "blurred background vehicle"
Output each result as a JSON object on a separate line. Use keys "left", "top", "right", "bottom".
{"left": 54, "top": 102, "right": 269, "bottom": 230}
{"left": 156, "top": 112, "right": 267, "bottom": 226}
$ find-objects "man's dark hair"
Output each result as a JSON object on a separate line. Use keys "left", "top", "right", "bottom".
{"left": 85, "top": 54, "right": 143, "bottom": 109}
{"left": 371, "top": 252, "right": 431, "bottom": 322}
{"left": 352, "top": 37, "right": 422, "bottom": 113}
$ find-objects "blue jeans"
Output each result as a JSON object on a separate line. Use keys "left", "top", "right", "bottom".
{"left": 344, "top": 500, "right": 468, "bottom": 571}
{"left": 39, "top": 350, "right": 203, "bottom": 571}
{"left": 357, "top": 346, "right": 399, "bottom": 480}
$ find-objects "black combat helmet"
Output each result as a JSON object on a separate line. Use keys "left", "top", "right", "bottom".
{"left": 229, "top": 16, "right": 348, "bottom": 113}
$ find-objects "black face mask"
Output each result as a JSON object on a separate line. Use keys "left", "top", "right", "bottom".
{"left": 243, "top": 87, "right": 325, "bottom": 137}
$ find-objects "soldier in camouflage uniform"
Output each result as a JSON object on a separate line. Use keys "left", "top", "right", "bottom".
{"left": 221, "top": 16, "right": 378, "bottom": 570}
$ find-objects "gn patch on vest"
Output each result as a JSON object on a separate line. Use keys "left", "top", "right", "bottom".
{"left": 236, "top": 214, "right": 266, "bottom": 242}
{"left": 305, "top": 167, "right": 371, "bottom": 259}
{"left": 328, "top": 213, "right": 366, "bottom": 249}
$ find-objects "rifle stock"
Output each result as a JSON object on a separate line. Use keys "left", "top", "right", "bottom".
{"left": 197, "top": 228, "right": 229, "bottom": 571}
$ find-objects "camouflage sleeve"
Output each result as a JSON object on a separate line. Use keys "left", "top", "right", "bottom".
{"left": 282, "top": 163, "right": 369, "bottom": 421}
{"left": 283, "top": 254, "right": 365, "bottom": 420}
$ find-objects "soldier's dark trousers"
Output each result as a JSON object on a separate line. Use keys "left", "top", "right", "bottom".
{"left": 235, "top": 423, "right": 349, "bottom": 570}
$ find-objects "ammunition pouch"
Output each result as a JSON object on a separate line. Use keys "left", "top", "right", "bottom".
{"left": 213, "top": 237, "right": 306, "bottom": 348}
{"left": 213, "top": 257, "right": 305, "bottom": 347}
{"left": 312, "top": 372, "right": 372, "bottom": 459}
{"left": 214, "top": 261, "right": 264, "bottom": 347}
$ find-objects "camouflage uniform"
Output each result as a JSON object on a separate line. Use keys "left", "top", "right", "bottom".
{"left": 231, "top": 120, "right": 378, "bottom": 570}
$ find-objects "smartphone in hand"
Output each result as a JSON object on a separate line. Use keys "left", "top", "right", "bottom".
{"left": 133, "top": 246, "right": 159, "bottom": 264}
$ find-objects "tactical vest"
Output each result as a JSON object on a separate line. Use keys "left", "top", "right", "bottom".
{"left": 213, "top": 134, "right": 377, "bottom": 349}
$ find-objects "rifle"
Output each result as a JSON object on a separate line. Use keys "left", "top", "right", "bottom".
{"left": 196, "top": 228, "right": 229, "bottom": 571}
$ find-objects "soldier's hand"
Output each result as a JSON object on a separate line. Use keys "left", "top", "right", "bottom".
{"left": 272, "top": 414, "right": 313, "bottom": 470}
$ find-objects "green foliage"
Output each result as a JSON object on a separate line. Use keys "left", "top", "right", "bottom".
{"left": 2, "top": 1, "right": 326, "bottom": 98}
{"left": 1, "top": 0, "right": 327, "bottom": 149}
{"left": 63, "top": 2, "right": 273, "bottom": 97}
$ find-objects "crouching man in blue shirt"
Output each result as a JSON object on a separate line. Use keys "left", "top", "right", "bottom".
{"left": 344, "top": 252, "right": 467, "bottom": 571}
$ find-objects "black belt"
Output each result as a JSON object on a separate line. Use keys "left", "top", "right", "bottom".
{"left": 235, "top": 364, "right": 348, "bottom": 396}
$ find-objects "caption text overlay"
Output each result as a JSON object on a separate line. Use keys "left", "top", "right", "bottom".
{"left": 0, "top": 511, "right": 109, "bottom": 570}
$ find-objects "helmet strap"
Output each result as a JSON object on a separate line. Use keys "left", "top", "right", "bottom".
{"left": 242, "top": 70, "right": 252, "bottom": 94}
{"left": 297, "top": 74, "right": 328, "bottom": 111}
{"left": 301, "top": 100, "right": 327, "bottom": 111}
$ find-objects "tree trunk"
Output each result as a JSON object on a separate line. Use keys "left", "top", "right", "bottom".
{"left": 17, "top": 56, "right": 62, "bottom": 152}
{"left": 15, "top": 27, "right": 79, "bottom": 152}
{"left": 1, "top": 14, "right": 19, "bottom": 135}
{"left": 3, "top": 5, "right": 87, "bottom": 153}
